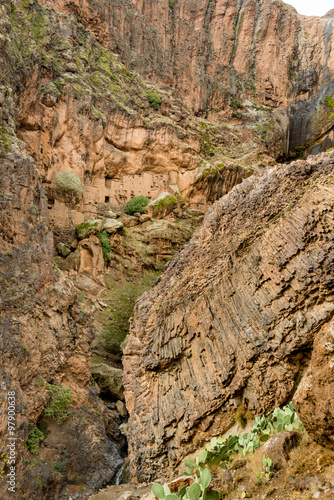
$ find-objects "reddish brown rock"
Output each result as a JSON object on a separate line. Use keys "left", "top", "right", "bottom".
{"left": 39, "top": 0, "right": 334, "bottom": 113}
{"left": 262, "top": 431, "right": 301, "bottom": 470}
{"left": 294, "top": 319, "right": 334, "bottom": 450}
{"left": 123, "top": 152, "right": 334, "bottom": 482}
{"left": 0, "top": 153, "right": 123, "bottom": 498}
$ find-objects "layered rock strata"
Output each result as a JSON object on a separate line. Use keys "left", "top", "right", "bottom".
{"left": 123, "top": 152, "right": 334, "bottom": 481}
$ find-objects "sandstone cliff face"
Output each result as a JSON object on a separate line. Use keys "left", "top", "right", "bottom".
{"left": 0, "top": 0, "right": 274, "bottom": 228}
{"left": 39, "top": 0, "right": 334, "bottom": 155}
{"left": 0, "top": 152, "right": 125, "bottom": 498}
{"left": 39, "top": 0, "right": 334, "bottom": 110}
{"left": 123, "top": 152, "right": 334, "bottom": 481}
{"left": 294, "top": 319, "right": 334, "bottom": 450}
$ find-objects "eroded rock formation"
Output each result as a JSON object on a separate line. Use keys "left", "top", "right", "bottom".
{"left": 0, "top": 153, "right": 125, "bottom": 498}
{"left": 294, "top": 319, "right": 334, "bottom": 450}
{"left": 39, "top": 0, "right": 334, "bottom": 155}
{"left": 123, "top": 152, "right": 334, "bottom": 481}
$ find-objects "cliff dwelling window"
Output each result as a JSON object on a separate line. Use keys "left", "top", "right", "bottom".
{"left": 105, "top": 196, "right": 110, "bottom": 203}
{"left": 47, "top": 198, "right": 55, "bottom": 209}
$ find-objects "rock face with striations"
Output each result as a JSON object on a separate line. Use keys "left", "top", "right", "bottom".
{"left": 40, "top": 0, "right": 334, "bottom": 111}
{"left": 294, "top": 319, "right": 334, "bottom": 450}
{"left": 123, "top": 152, "right": 334, "bottom": 481}
{"left": 38, "top": 0, "right": 334, "bottom": 155}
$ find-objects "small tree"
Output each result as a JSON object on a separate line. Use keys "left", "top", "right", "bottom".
{"left": 146, "top": 89, "right": 161, "bottom": 110}
{"left": 44, "top": 384, "right": 73, "bottom": 424}
{"left": 124, "top": 195, "right": 150, "bottom": 215}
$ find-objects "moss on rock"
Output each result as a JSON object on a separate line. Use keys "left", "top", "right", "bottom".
{"left": 75, "top": 220, "right": 102, "bottom": 239}
{"left": 146, "top": 192, "right": 178, "bottom": 219}
{"left": 55, "top": 171, "right": 83, "bottom": 202}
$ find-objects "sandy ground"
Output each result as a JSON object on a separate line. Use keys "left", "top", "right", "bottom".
{"left": 88, "top": 483, "right": 152, "bottom": 500}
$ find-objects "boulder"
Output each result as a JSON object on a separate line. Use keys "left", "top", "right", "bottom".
{"left": 187, "top": 208, "right": 205, "bottom": 217}
{"left": 91, "top": 363, "right": 124, "bottom": 400}
{"left": 56, "top": 242, "right": 71, "bottom": 257}
{"left": 146, "top": 192, "right": 178, "bottom": 219}
{"left": 139, "top": 214, "right": 151, "bottom": 223}
{"left": 120, "top": 214, "right": 139, "bottom": 227}
{"left": 76, "top": 219, "right": 103, "bottom": 239}
{"left": 107, "top": 210, "right": 118, "bottom": 218}
{"left": 294, "top": 319, "right": 334, "bottom": 449}
{"left": 101, "top": 218, "right": 124, "bottom": 234}
{"left": 116, "top": 400, "right": 128, "bottom": 418}
{"left": 262, "top": 431, "right": 301, "bottom": 470}
{"left": 55, "top": 170, "right": 83, "bottom": 202}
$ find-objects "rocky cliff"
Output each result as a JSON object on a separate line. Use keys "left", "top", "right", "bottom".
{"left": 123, "top": 152, "right": 334, "bottom": 481}
{"left": 39, "top": 0, "right": 334, "bottom": 156}
{"left": 0, "top": 152, "right": 129, "bottom": 499}
{"left": 1, "top": 0, "right": 334, "bottom": 497}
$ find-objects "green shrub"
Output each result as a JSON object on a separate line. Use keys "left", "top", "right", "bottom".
{"left": 235, "top": 404, "right": 253, "bottom": 429}
{"left": 124, "top": 195, "right": 150, "bottom": 215}
{"left": 102, "top": 272, "right": 159, "bottom": 352}
{"left": 325, "top": 95, "right": 334, "bottom": 108}
{"left": 25, "top": 423, "right": 46, "bottom": 454}
{"left": 146, "top": 89, "right": 161, "bottom": 110}
{"left": 44, "top": 383, "right": 73, "bottom": 424}
{"left": 55, "top": 171, "right": 83, "bottom": 202}
{"left": 230, "top": 97, "right": 243, "bottom": 110}
{"left": 98, "top": 231, "right": 112, "bottom": 262}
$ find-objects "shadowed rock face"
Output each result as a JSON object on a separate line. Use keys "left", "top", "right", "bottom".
{"left": 123, "top": 152, "right": 334, "bottom": 482}
{"left": 294, "top": 319, "right": 334, "bottom": 449}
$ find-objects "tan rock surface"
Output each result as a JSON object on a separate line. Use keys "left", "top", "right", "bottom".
{"left": 39, "top": 0, "right": 334, "bottom": 111}
{"left": 0, "top": 153, "right": 124, "bottom": 498}
{"left": 294, "top": 319, "right": 334, "bottom": 449}
{"left": 123, "top": 152, "right": 334, "bottom": 481}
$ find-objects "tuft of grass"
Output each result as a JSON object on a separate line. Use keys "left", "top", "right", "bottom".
{"left": 235, "top": 405, "right": 253, "bottom": 429}
{"left": 98, "top": 231, "right": 112, "bottom": 262}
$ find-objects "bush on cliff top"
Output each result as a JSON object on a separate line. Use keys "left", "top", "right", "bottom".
{"left": 124, "top": 195, "right": 150, "bottom": 215}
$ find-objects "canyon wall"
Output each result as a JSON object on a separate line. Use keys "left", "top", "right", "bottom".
{"left": 39, "top": 0, "right": 334, "bottom": 153}
{"left": 39, "top": 0, "right": 334, "bottom": 111}
{"left": 123, "top": 152, "right": 334, "bottom": 481}
{"left": 0, "top": 152, "right": 127, "bottom": 498}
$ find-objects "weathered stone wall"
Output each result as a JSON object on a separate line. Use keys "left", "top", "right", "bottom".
{"left": 40, "top": 0, "right": 334, "bottom": 112}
